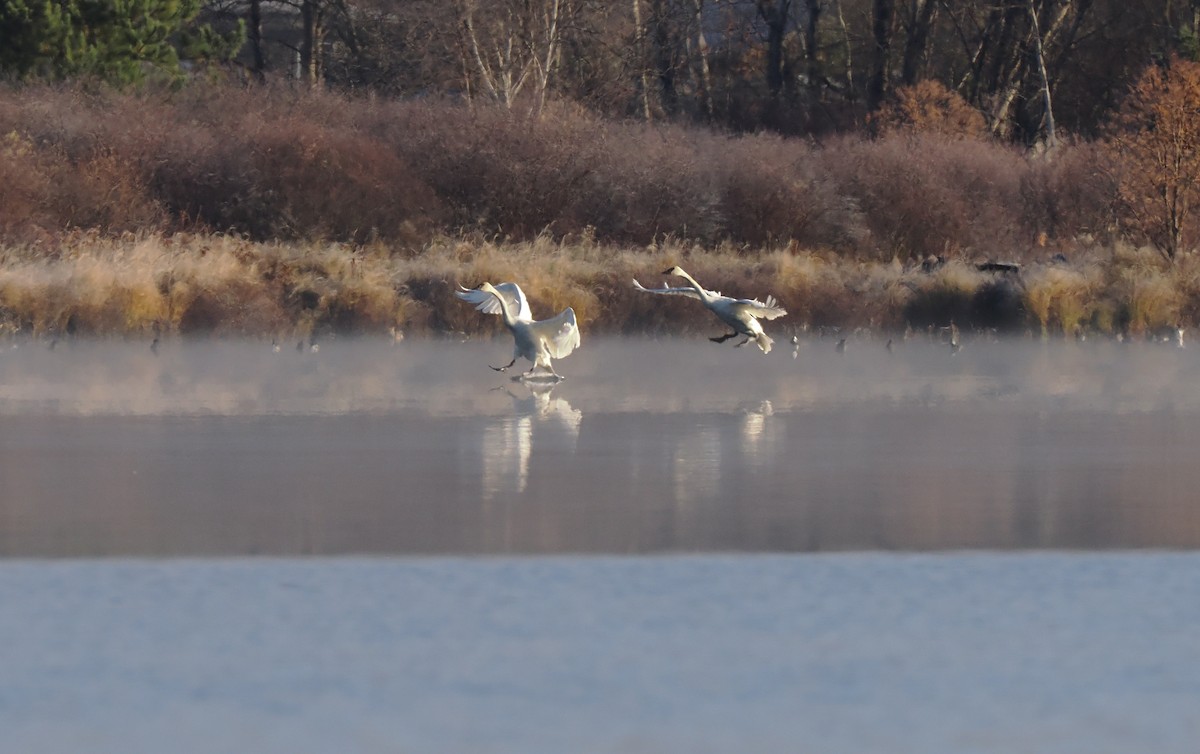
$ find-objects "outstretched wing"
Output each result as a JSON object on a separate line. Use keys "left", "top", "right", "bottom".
{"left": 530, "top": 307, "right": 581, "bottom": 359}
{"left": 456, "top": 282, "right": 533, "bottom": 321}
{"left": 632, "top": 278, "right": 704, "bottom": 300}
{"left": 731, "top": 295, "right": 787, "bottom": 320}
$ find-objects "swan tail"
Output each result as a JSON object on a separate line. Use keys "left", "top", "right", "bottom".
{"left": 756, "top": 332, "right": 774, "bottom": 354}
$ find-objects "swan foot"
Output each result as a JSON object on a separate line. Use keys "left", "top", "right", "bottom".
{"left": 515, "top": 371, "right": 564, "bottom": 384}
{"left": 735, "top": 336, "right": 753, "bottom": 348}
{"left": 489, "top": 358, "right": 517, "bottom": 372}
{"left": 710, "top": 332, "right": 738, "bottom": 344}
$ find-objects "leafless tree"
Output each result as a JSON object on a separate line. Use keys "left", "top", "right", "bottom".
{"left": 458, "top": 0, "right": 581, "bottom": 113}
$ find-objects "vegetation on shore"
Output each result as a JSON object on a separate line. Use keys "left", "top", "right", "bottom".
{"left": 1, "top": 54, "right": 1200, "bottom": 341}
{"left": 1, "top": 232, "right": 1196, "bottom": 343}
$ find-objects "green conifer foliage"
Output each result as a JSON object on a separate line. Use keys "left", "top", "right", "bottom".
{"left": 0, "top": 0, "right": 241, "bottom": 85}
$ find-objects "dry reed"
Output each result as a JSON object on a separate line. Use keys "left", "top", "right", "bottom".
{"left": 1, "top": 234, "right": 1199, "bottom": 341}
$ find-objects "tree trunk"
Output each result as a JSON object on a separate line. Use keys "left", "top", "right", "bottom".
{"left": 1166, "top": 182, "right": 1182, "bottom": 260}
{"left": 691, "top": 0, "right": 715, "bottom": 119}
{"left": 248, "top": 0, "right": 265, "bottom": 80}
{"left": 834, "top": 0, "right": 853, "bottom": 95}
{"left": 867, "top": 0, "right": 895, "bottom": 110}
{"left": 1027, "top": 0, "right": 1057, "bottom": 148}
{"left": 650, "top": 0, "right": 677, "bottom": 114}
{"left": 980, "top": 5, "right": 1028, "bottom": 138}
{"left": 633, "top": 0, "right": 653, "bottom": 120}
{"left": 802, "top": 0, "right": 823, "bottom": 96}
{"left": 300, "top": 0, "right": 322, "bottom": 86}
{"left": 757, "top": 0, "right": 792, "bottom": 97}
{"left": 532, "top": 0, "right": 563, "bottom": 114}
{"left": 957, "top": 4, "right": 1007, "bottom": 104}
{"left": 900, "top": 0, "right": 936, "bottom": 86}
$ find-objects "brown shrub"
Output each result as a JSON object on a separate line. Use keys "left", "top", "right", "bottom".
{"left": 376, "top": 101, "right": 723, "bottom": 244}
{"left": 872, "top": 80, "right": 988, "bottom": 139}
{"left": 373, "top": 101, "right": 600, "bottom": 239}
{"left": 816, "top": 133, "right": 1026, "bottom": 261}
{"left": 141, "top": 96, "right": 443, "bottom": 244}
{"left": 0, "top": 79, "right": 1157, "bottom": 261}
{"left": 0, "top": 132, "right": 56, "bottom": 243}
{"left": 245, "top": 117, "right": 443, "bottom": 244}
{"left": 1019, "top": 140, "right": 1119, "bottom": 250}
{"left": 711, "top": 134, "right": 864, "bottom": 250}
{"left": 54, "top": 151, "right": 164, "bottom": 233}
{"left": 580, "top": 120, "right": 722, "bottom": 244}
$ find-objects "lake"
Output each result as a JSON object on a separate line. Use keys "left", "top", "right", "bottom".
{"left": 2, "top": 335, "right": 1198, "bottom": 753}
{"left": 0, "top": 335, "right": 1198, "bottom": 555}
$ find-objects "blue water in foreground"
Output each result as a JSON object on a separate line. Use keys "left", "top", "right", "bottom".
{"left": 3, "top": 553, "right": 1198, "bottom": 754}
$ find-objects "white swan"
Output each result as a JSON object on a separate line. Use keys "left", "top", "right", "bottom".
{"left": 633, "top": 266, "right": 787, "bottom": 353}
{"left": 456, "top": 282, "right": 581, "bottom": 377}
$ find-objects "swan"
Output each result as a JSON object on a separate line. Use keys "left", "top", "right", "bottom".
{"left": 633, "top": 266, "right": 787, "bottom": 353}
{"left": 456, "top": 282, "right": 581, "bottom": 377}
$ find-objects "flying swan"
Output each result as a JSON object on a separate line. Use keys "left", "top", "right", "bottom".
{"left": 633, "top": 266, "right": 787, "bottom": 353}
{"left": 456, "top": 282, "right": 581, "bottom": 378}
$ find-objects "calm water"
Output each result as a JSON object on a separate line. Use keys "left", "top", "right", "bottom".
{"left": 3, "top": 554, "right": 1199, "bottom": 754}
{"left": 3, "top": 336, "right": 1200, "bottom": 753}
{"left": 1, "top": 335, "right": 1199, "bottom": 555}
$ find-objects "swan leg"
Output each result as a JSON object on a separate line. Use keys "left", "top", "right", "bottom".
{"left": 709, "top": 332, "right": 738, "bottom": 344}
{"left": 735, "top": 336, "right": 753, "bottom": 348}
{"left": 489, "top": 358, "right": 517, "bottom": 372}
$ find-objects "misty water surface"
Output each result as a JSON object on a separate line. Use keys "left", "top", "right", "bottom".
{"left": 1, "top": 335, "right": 1198, "bottom": 556}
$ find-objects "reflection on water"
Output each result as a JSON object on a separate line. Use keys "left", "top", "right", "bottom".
{"left": 482, "top": 383, "right": 581, "bottom": 500}
{"left": 1, "top": 336, "right": 1200, "bottom": 555}
{"left": 738, "top": 399, "right": 775, "bottom": 455}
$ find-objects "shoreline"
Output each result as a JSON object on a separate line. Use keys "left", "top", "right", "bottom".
{"left": 0, "top": 233, "right": 1194, "bottom": 341}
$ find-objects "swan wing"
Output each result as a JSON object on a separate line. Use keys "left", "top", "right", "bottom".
{"left": 632, "top": 278, "right": 704, "bottom": 300}
{"left": 530, "top": 307, "right": 581, "bottom": 359}
{"left": 731, "top": 295, "right": 788, "bottom": 320}
{"left": 456, "top": 282, "right": 533, "bottom": 320}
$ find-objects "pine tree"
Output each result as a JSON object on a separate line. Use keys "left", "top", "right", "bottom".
{"left": 0, "top": 0, "right": 241, "bottom": 85}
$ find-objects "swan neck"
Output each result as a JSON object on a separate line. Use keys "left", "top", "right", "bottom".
{"left": 677, "top": 270, "right": 711, "bottom": 302}
{"left": 488, "top": 288, "right": 517, "bottom": 326}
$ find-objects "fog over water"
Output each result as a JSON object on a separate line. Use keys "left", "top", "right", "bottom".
{"left": 4, "top": 336, "right": 1200, "bottom": 754}
{"left": 1, "top": 335, "right": 1198, "bottom": 555}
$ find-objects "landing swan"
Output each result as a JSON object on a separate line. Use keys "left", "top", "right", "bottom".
{"left": 633, "top": 266, "right": 787, "bottom": 353}
{"left": 456, "top": 282, "right": 581, "bottom": 377}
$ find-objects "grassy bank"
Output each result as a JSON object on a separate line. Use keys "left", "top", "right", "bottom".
{"left": 0, "top": 233, "right": 1196, "bottom": 342}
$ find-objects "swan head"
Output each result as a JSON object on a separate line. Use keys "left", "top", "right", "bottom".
{"left": 476, "top": 282, "right": 498, "bottom": 295}
{"left": 662, "top": 266, "right": 685, "bottom": 276}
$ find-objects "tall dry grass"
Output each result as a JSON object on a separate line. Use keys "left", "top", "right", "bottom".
{"left": 2, "top": 233, "right": 1199, "bottom": 340}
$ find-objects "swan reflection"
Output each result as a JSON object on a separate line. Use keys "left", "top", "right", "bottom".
{"left": 480, "top": 382, "right": 582, "bottom": 500}
{"left": 672, "top": 401, "right": 778, "bottom": 505}
{"left": 739, "top": 399, "right": 774, "bottom": 453}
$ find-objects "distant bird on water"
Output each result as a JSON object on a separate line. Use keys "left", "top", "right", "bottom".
{"left": 456, "top": 281, "right": 581, "bottom": 378}
{"left": 633, "top": 266, "right": 787, "bottom": 353}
